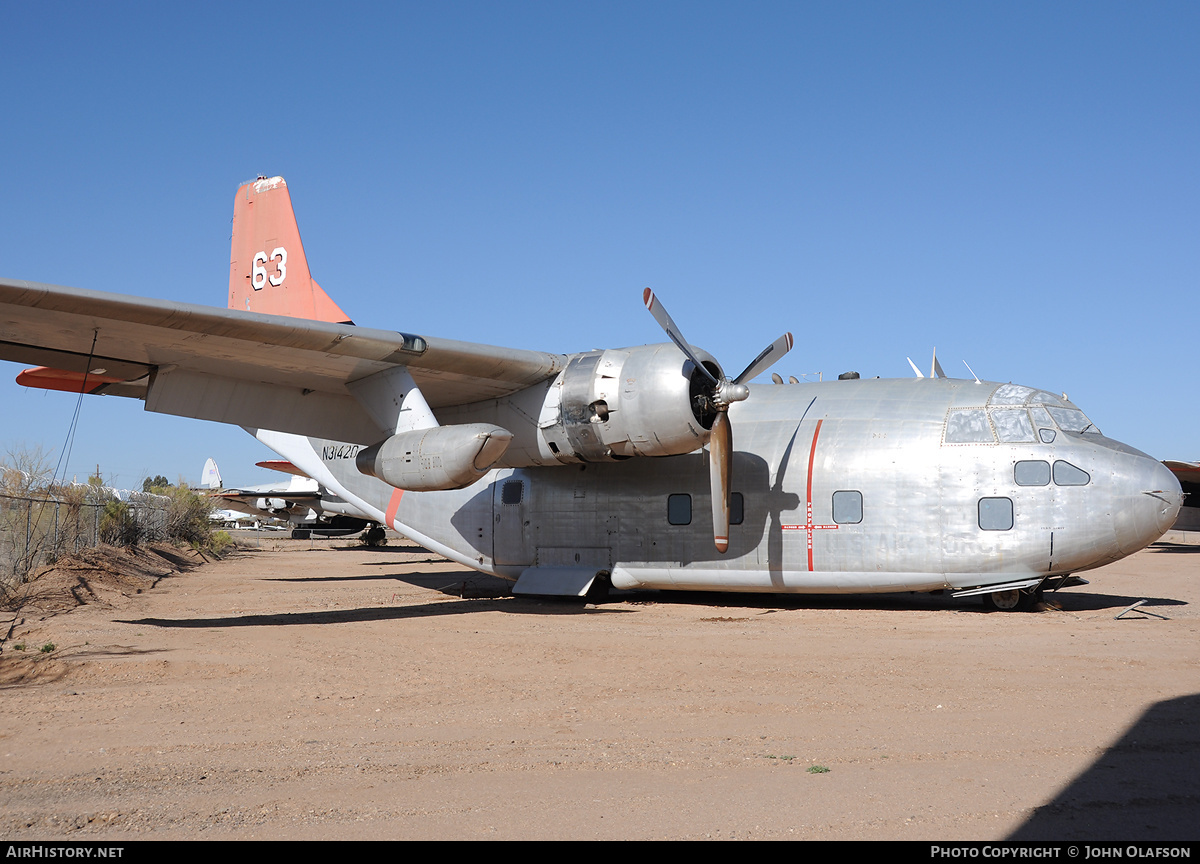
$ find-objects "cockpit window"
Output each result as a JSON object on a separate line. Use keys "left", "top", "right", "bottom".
{"left": 991, "top": 409, "right": 1036, "bottom": 443}
{"left": 989, "top": 384, "right": 1035, "bottom": 406}
{"left": 944, "top": 409, "right": 994, "bottom": 444}
{"left": 1029, "top": 405, "right": 1057, "bottom": 442}
{"left": 1046, "top": 407, "right": 1099, "bottom": 435}
{"left": 1031, "top": 391, "right": 1067, "bottom": 407}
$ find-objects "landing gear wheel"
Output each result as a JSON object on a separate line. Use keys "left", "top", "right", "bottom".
{"left": 982, "top": 588, "right": 1039, "bottom": 612}
{"left": 585, "top": 572, "right": 612, "bottom": 603}
{"left": 363, "top": 525, "right": 387, "bottom": 547}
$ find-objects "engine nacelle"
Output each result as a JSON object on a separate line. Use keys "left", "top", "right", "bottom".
{"left": 538, "top": 344, "right": 722, "bottom": 463}
{"left": 356, "top": 424, "right": 513, "bottom": 491}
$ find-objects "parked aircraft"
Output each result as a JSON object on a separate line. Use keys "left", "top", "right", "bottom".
{"left": 200, "top": 457, "right": 380, "bottom": 541}
{"left": 1162, "top": 461, "right": 1198, "bottom": 532}
{"left": 0, "top": 177, "right": 1182, "bottom": 610}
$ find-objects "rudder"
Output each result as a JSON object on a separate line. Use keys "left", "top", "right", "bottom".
{"left": 228, "top": 176, "right": 353, "bottom": 324}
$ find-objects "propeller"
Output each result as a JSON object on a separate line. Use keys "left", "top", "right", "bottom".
{"left": 643, "top": 287, "right": 794, "bottom": 553}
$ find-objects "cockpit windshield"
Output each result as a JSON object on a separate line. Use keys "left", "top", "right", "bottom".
{"left": 950, "top": 383, "right": 1102, "bottom": 442}
{"left": 1044, "top": 406, "right": 1099, "bottom": 434}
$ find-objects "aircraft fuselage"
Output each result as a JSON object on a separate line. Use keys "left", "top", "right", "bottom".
{"left": 257, "top": 374, "right": 1181, "bottom": 597}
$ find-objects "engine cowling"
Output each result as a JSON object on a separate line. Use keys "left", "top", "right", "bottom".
{"left": 356, "top": 424, "right": 512, "bottom": 491}
{"left": 538, "top": 344, "right": 723, "bottom": 463}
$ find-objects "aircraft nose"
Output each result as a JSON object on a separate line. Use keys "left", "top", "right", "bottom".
{"left": 1146, "top": 458, "right": 1185, "bottom": 534}
{"left": 1114, "top": 456, "right": 1183, "bottom": 554}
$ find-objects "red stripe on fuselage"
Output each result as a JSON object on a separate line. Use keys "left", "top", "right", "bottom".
{"left": 806, "top": 420, "right": 823, "bottom": 572}
{"left": 385, "top": 488, "right": 404, "bottom": 530}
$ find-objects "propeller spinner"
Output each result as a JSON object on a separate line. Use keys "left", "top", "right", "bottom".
{"left": 643, "top": 288, "right": 793, "bottom": 553}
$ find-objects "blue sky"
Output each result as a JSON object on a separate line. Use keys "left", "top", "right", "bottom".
{"left": 1, "top": 2, "right": 1197, "bottom": 488}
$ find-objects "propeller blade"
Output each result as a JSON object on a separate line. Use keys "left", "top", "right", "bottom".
{"left": 643, "top": 287, "right": 719, "bottom": 385}
{"left": 733, "top": 332, "right": 794, "bottom": 385}
{"left": 710, "top": 411, "right": 732, "bottom": 553}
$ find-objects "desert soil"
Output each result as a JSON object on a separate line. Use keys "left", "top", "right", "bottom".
{"left": 1, "top": 534, "right": 1197, "bottom": 841}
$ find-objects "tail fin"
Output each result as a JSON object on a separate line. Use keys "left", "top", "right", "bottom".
{"left": 228, "top": 176, "right": 353, "bottom": 324}
{"left": 200, "top": 458, "right": 222, "bottom": 489}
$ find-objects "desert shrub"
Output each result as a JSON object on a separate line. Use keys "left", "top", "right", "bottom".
{"left": 209, "top": 530, "right": 233, "bottom": 554}
{"left": 99, "top": 499, "right": 141, "bottom": 547}
{"left": 164, "top": 484, "right": 214, "bottom": 546}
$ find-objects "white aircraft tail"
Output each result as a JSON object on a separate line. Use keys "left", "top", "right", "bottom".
{"left": 200, "top": 458, "right": 222, "bottom": 489}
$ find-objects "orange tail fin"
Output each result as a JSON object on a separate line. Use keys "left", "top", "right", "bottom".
{"left": 228, "top": 176, "right": 353, "bottom": 324}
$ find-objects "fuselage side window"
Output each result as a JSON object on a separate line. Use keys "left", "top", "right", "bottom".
{"left": 979, "top": 497, "right": 1014, "bottom": 531}
{"left": 730, "top": 492, "right": 744, "bottom": 526}
{"left": 501, "top": 480, "right": 523, "bottom": 505}
{"left": 1053, "top": 461, "right": 1090, "bottom": 486}
{"left": 1015, "top": 460, "right": 1051, "bottom": 486}
{"left": 668, "top": 493, "right": 692, "bottom": 525}
{"left": 832, "top": 490, "right": 863, "bottom": 524}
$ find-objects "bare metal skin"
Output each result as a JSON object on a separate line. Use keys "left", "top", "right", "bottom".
{"left": 0, "top": 177, "right": 1179, "bottom": 608}
{"left": 257, "top": 373, "right": 1181, "bottom": 601}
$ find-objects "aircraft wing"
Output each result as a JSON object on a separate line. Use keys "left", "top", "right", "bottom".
{"left": 214, "top": 489, "right": 324, "bottom": 520}
{"left": 0, "top": 277, "right": 566, "bottom": 445}
{"left": 1163, "top": 460, "right": 1200, "bottom": 485}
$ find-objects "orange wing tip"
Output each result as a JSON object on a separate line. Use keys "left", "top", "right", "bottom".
{"left": 255, "top": 460, "right": 311, "bottom": 478}
{"left": 17, "top": 366, "right": 123, "bottom": 393}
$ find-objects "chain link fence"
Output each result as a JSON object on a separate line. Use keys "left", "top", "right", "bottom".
{"left": 0, "top": 486, "right": 172, "bottom": 601}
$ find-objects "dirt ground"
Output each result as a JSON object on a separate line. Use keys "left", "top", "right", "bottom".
{"left": 1, "top": 533, "right": 1197, "bottom": 841}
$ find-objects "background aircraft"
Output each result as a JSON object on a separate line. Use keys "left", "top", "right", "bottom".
{"left": 199, "top": 457, "right": 381, "bottom": 541}
{"left": 1163, "top": 461, "right": 1199, "bottom": 532}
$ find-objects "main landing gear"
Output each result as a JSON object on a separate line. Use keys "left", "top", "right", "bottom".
{"left": 982, "top": 587, "right": 1042, "bottom": 612}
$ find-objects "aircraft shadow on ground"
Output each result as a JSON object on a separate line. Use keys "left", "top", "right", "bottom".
{"left": 329, "top": 544, "right": 433, "bottom": 554}
{"left": 1009, "top": 693, "right": 1200, "bottom": 841}
{"left": 588, "top": 588, "right": 1188, "bottom": 616}
{"left": 260, "top": 569, "right": 514, "bottom": 599}
{"left": 1044, "top": 591, "right": 1187, "bottom": 613}
{"left": 1147, "top": 542, "right": 1200, "bottom": 554}
{"left": 116, "top": 595, "right": 622, "bottom": 628}
{"left": 252, "top": 573, "right": 1191, "bottom": 616}
{"left": 262, "top": 567, "right": 449, "bottom": 584}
